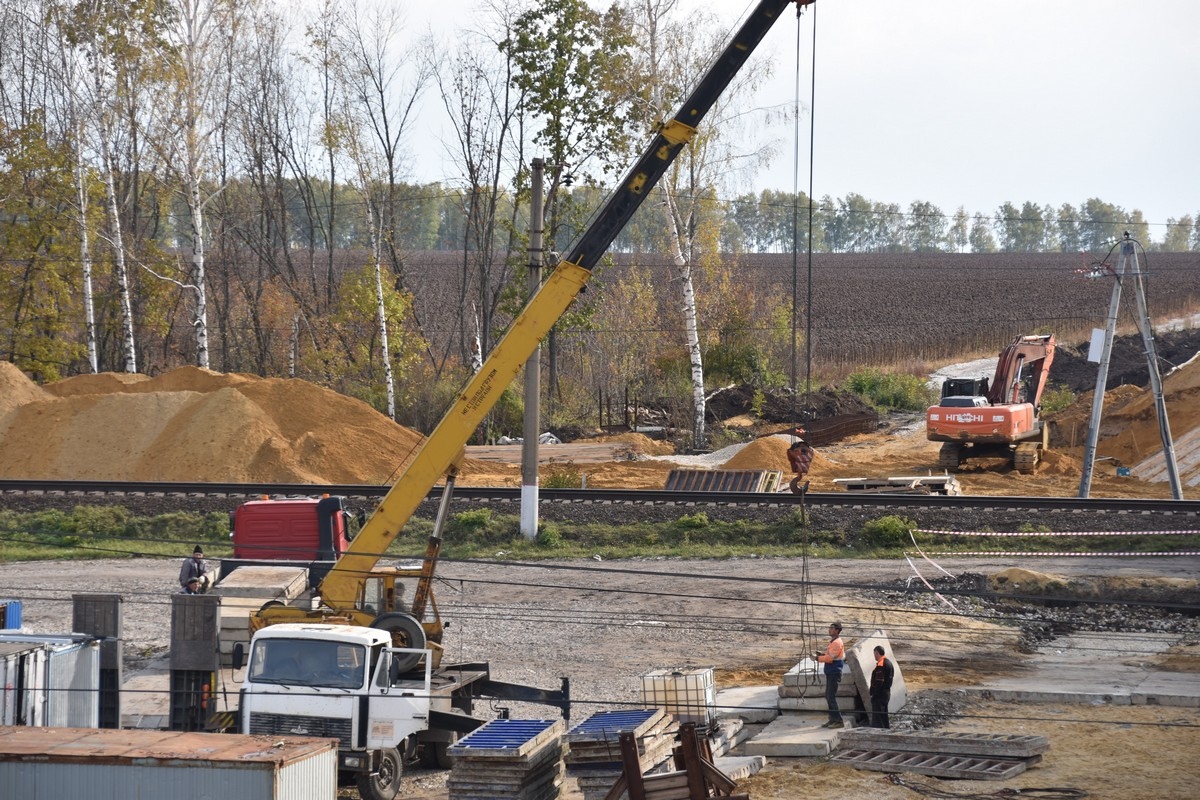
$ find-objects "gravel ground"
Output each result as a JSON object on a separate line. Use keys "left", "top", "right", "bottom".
{"left": 3, "top": 553, "right": 1197, "bottom": 800}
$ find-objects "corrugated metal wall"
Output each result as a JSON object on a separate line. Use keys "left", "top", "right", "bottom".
{"left": 45, "top": 640, "right": 100, "bottom": 728}
{"left": 0, "top": 744, "right": 337, "bottom": 800}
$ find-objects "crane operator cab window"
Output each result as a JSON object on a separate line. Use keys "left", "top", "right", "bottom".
{"left": 360, "top": 575, "right": 409, "bottom": 617}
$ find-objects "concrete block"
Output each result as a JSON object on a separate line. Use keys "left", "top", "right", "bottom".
{"left": 211, "top": 566, "right": 307, "bottom": 600}
{"left": 741, "top": 714, "right": 838, "bottom": 757}
{"left": 714, "top": 686, "right": 780, "bottom": 723}
{"left": 847, "top": 629, "right": 907, "bottom": 715}
{"left": 779, "top": 696, "right": 838, "bottom": 712}
{"left": 713, "top": 755, "right": 766, "bottom": 781}
{"left": 778, "top": 681, "right": 856, "bottom": 699}
{"left": 783, "top": 657, "right": 848, "bottom": 687}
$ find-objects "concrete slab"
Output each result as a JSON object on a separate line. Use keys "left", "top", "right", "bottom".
{"left": 210, "top": 566, "right": 307, "bottom": 599}
{"left": 846, "top": 629, "right": 907, "bottom": 715}
{"left": 741, "top": 713, "right": 843, "bottom": 757}
{"left": 965, "top": 632, "right": 1200, "bottom": 708}
{"left": 715, "top": 685, "right": 780, "bottom": 723}
{"left": 779, "top": 696, "right": 838, "bottom": 712}
{"left": 713, "top": 754, "right": 765, "bottom": 781}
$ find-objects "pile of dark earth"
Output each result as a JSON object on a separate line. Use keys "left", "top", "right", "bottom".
{"left": 871, "top": 571, "right": 1200, "bottom": 654}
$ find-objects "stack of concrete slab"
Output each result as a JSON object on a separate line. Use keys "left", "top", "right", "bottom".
{"left": 446, "top": 718, "right": 567, "bottom": 800}
{"left": 778, "top": 657, "right": 857, "bottom": 712}
{"left": 563, "top": 709, "right": 677, "bottom": 800}
{"left": 833, "top": 729, "right": 1049, "bottom": 780}
{"left": 210, "top": 566, "right": 309, "bottom": 666}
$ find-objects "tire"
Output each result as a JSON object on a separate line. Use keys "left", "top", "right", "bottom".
{"left": 258, "top": 599, "right": 285, "bottom": 612}
{"left": 356, "top": 747, "right": 402, "bottom": 800}
{"left": 370, "top": 612, "right": 427, "bottom": 673}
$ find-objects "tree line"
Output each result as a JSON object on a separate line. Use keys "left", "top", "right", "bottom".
{"left": 2, "top": 0, "right": 1197, "bottom": 446}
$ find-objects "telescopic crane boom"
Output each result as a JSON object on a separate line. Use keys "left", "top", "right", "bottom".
{"left": 253, "top": 0, "right": 816, "bottom": 654}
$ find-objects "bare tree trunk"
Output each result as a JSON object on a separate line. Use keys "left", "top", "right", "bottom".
{"left": 187, "top": 175, "right": 210, "bottom": 368}
{"left": 101, "top": 144, "right": 137, "bottom": 373}
{"left": 661, "top": 187, "right": 706, "bottom": 448}
{"left": 74, "top": 127, "right": 99, "bottom": 373}
{"left": 367, "top": 205, "right": 397, "bottom": 419}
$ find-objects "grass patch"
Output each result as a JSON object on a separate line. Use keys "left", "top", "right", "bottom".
{"left": 0, "top": 505, "right": 1190, "bottom": 564}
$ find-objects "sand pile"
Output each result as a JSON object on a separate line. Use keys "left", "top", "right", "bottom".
{"left": 0, "top": 366, "right": 441, "bottom": 484}
{"left": 0, "top": 361, "right": 51, "bottom": 417}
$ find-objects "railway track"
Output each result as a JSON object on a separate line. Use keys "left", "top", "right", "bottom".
{"left": 2, "top": 479, "right": 1197, "bottom": 516}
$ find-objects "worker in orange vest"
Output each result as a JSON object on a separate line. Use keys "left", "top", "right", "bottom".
{"left": 869, "top": 645, "right": 895, "bottom": 728}
{"left": 787, "top": 428, "right": 814, "bottom": 494}
{"left": 813, "top": 621, "right": 846, "bottom": 728}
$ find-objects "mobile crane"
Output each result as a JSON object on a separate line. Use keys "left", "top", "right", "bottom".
{"left": 237, "top": 2, "right": 815, "bottom": 797}
{"left": 926, "top": 333, "right": 1057, "bottom": 473}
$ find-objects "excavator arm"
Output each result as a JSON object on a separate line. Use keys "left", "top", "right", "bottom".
{"left": 258, "top": 0, "right": 814, "bottom": 631}
{"left": 986, "top": 334, "right": 1056, "bottom": 407}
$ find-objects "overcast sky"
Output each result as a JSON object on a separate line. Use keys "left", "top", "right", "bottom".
{"left": 407, "top": 0, "right": 1198, "bottom": 230}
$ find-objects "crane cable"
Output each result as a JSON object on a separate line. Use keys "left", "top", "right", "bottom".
{"left": 790, "top": 1, "right": 820, "bottom": 660}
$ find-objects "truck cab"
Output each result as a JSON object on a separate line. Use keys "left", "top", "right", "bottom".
{"left": 240, "top": 623, "right": 433, "bottom": 800}
{"left": 231, "top": 496, "right": 353, "bottom": 561}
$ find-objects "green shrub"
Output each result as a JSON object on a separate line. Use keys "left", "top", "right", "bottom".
{"left": 860, "top": 515, "right": 916, "bottom": 548}
{"left": 1040, "top": 384, "right": 1075, "bottom": 415}
{"left": 541, "top": 464, "right": 582, "bottom": 489}
{"left": 536, "top": 523, "right": 564, "bottom": 549}
{"left": 675, "top": 512, "right": 710, "bottom": 529}
{"left": 845, "top": 369, "right": 935, "bottom": 411}
{"left": 452, "top": 509, "right": 493, "bottom": 530}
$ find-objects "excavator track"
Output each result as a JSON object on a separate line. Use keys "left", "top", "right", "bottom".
{"left": 938, "top": 443, "right": 962, "bottom": 470}
{"left": 1013, "top": 442, "right": 1041, "bottom": 474}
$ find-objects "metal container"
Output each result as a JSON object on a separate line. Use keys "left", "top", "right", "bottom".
{"left": 0, "top": 634, "right": 100, "bottom": 728}
{"left": 0, "top": 726, "right": 337, "bottom": 800}
{"left": 0, "top": 641, "right": 44, "bottom": 726}
{"left": 0, "top": 599, "right": 20, "bottom": 630}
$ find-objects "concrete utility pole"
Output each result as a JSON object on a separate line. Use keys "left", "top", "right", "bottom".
{"left": 1078, "top": 234, "right": 1182, "bottom": 499}
{"left": 521, "top": 159, "right": 546, "bottom": 540}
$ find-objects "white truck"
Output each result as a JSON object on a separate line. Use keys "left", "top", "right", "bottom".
{"left": 236, "top": 623, "right": 567, "bottom": 800}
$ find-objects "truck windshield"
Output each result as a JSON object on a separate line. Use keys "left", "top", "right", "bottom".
{"left": 248, "top": 638, "right": 367, "bottom": 689}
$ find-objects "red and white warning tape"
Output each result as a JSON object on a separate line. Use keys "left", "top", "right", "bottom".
{"left": 912, "top": 551, "right": 1200, "bottom": 557}
{"left": 918, "top": 529, "right": 1200, "bottom": 537}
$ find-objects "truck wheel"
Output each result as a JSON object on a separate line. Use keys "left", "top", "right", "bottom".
{"left": 370, "top": 613, "right": 427, "bottom": 673}
{"left": 356, "top": 747, "right": 402, "bottom": 800}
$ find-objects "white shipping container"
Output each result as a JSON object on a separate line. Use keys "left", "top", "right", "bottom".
{"left": 0, "top": 641, "right": 47, "bottom": 726}
{"left": 0, "top": 726, "right": 337, "bottom": 800}
{"left": 0, "top": 634, "right": 100, "bottom": 728}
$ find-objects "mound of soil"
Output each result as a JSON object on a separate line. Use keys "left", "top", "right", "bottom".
{"left": 1050, "top": 327, "right": 1200, "bottom": 393}
{"left": 705, "top": 384, "right": 875, "bottom": 424}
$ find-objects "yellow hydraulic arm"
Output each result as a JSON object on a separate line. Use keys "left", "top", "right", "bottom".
{"left": 260, "top": 0, "right": 813, "bottom": 630}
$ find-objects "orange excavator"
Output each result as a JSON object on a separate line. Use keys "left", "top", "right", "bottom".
{"left": 926, "top": 334, "right": 1057, "bottom": 474}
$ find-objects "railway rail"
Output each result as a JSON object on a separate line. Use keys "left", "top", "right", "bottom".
{"left": 2, "top": 479, "right": 1197, "bottom": 516}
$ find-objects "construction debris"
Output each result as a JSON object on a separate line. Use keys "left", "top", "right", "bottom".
{"left": 603, "top": 722, "right": 747, "bottom": 800}
{"left": 565, "top": 709, "right": 678, "bottom": 800}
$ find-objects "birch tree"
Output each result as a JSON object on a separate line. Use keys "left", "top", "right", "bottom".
{"left": 59, "top": 0, "right": 161, "bottom": 373}
{"left": 624, "top": 0, "right": 776, "bottom": 448}
{"left": 331, "top": 4, "right": 430, "bottom": 417}
{"left": 152, "top": 0, "right": 244, "bottom": 369}
{"left": 434, "top": 5, "right": 527, "bottom": 373}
